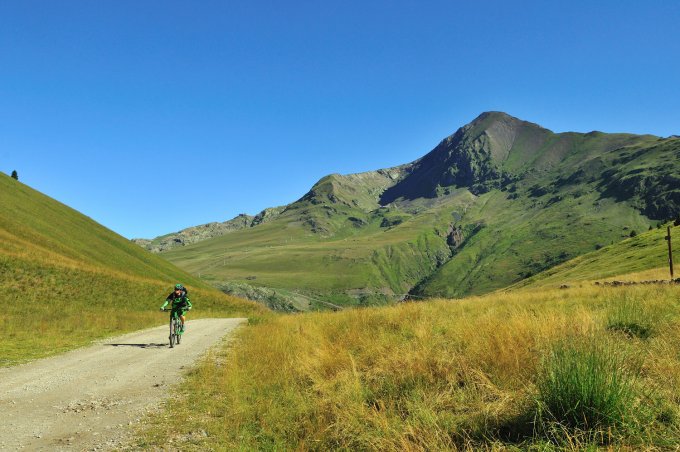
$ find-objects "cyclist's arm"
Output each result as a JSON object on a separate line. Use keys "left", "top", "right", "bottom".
{"left": 185, "top": 297, "right": 192, "bottom": 309}
{"left": 160, "top": 292, "right": 175, "bottom": 310}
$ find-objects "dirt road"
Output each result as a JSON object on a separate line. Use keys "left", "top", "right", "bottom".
{"left": 0, "top": 318, "right": 246, "bottom": 451}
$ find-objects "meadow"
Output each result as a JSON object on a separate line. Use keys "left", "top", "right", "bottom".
{"left": 138, "top": 277, "right": 680, "bottom": 450}
{"left": 0, "top": 167, "right": 680, "bottom": 450}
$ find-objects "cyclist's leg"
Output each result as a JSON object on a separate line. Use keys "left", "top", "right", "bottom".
{"left": 180, "top": 309, "right": 187, "bottom": 331}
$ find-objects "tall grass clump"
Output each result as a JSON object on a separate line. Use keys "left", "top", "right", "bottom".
{"left": 536, "top": 338, "right": 641, "bottom": 436}
{"left": 606, "top": 298, "right": 654, "bottom": 339}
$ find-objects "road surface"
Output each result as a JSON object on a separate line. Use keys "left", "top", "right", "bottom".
{"left": 0, "top": 318, "right": 246, "bottom": 451}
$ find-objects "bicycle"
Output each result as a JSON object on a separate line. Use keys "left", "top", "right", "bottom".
{"left": 161, "top": 308, "right": 188, "bottom": 348}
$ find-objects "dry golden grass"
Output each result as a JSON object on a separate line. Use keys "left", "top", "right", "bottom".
{"left": 598, "top": 267, "right": 673, "bottom": 282}
{"left": 138, "top": 283, "right": 680, "bottom": 449}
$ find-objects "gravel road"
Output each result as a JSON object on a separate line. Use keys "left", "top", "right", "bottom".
{"left": 0, "top": 318, "right": 246, "bottom": 451}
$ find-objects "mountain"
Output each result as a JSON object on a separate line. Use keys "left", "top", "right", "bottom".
{"left": 144, "top": 112, "right": 680, "bottom": 309}
{"left": 380, "top": 112, "right": 551, "bottom": 202}
{"left": 0, "top": 172, "right": 262, "bottom": 365}
{"left": 133, "top": 206, "right": 285, "bottom": 253}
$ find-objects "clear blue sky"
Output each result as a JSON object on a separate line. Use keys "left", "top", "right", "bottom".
{"left": 1, "top": 1, "right": 679, "bottom": 239}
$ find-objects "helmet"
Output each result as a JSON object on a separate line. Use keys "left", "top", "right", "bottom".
{"left": 175, "top": 283, "right": 184, "bottom": 290}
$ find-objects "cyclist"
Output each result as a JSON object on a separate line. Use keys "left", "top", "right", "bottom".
{"left": 160, "top": 284, "right": 192, "bottom": 332}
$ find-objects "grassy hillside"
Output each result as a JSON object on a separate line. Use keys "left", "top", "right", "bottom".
{"left": 0, "top": 173, "right": 264, "bottom": 366}
{"left": 138, "top": 281, "right": 680, "bottom": 449}
{"left": 162, "top": 188, "right": 474, "bottom": 308}
{"left": 161, "top": 162, "right": 658, "bottom": 306}
{"left": 514, "top": 222, "right": 679, "bottom": 289}
{"left": 416, "top": 191, "right": 652, "bottom": 298}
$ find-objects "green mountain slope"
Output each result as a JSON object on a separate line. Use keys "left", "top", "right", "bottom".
{"left": 154, "top": 112, "right": 680, "bottom": 309}
{"left": 0, "top": 173, "right": 262, "bottom": 366}
{"left": 512, "top": 222, "right": 679, "bottom": 288}
{"left": 163, "top": 188, "right": 473, "bottom": 307}
{"left": 414, "top": 190, "right": 651, "bottom": 298}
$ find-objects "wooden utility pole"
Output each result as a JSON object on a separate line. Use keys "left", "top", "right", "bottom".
{"left": 666, "top": 226, "right": 674, "bottom": 280}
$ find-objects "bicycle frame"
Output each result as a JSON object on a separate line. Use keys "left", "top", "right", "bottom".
{"left": 163, "top": 309, "right": 184, "bottom": 348}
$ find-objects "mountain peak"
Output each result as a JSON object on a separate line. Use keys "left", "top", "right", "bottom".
{"left": 380, "top": 112, "right": 554, "bottom": 203}
{"left": 463, "top": 111, "right": 547, "bottom": 137}
{"left": 471, "top": 110, "right": 516, "bottom": 123}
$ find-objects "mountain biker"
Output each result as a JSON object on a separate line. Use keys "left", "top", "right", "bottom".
{"left": 160, "top": 284, "right": 192, "bottom": 332}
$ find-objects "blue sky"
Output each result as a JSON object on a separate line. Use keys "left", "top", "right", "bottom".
{"left": 1, "top": 1, "right": 679, "bottom": 238}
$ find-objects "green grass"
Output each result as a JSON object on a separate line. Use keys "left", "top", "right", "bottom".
{"left": 418, "top": 189, "right": 652, "bottom": 298}
{"left": 162, "top": 189, "right": 473, "bottom": 302}
{"left": 163, "top": 183, "right": 654, "bottom": 307}
{"left": 0, "top": 173, "right": 265, "bottom": 366}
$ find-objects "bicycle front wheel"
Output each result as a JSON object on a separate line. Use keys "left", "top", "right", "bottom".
{"left": 169, "top": 317, "right": 175, "bottom": 348}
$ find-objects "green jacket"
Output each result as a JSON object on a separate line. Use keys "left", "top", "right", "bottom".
{"left": 161, "top": 292, "right": 192, "bottom": 311}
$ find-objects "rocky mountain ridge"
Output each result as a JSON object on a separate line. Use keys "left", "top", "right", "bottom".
{"left": 133, "top": 206, "right": 284, "bottom": 253}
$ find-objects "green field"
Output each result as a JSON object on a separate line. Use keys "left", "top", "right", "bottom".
{"left": 162, "top": 188, "right": 473, "bottom": 306}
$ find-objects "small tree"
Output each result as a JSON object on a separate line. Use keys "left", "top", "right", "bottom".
{"left": 10, "top": 170, "right": 18, "bottom": 180}
{"left": 629, "top": 230, "right": 637, "bottom": 238}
